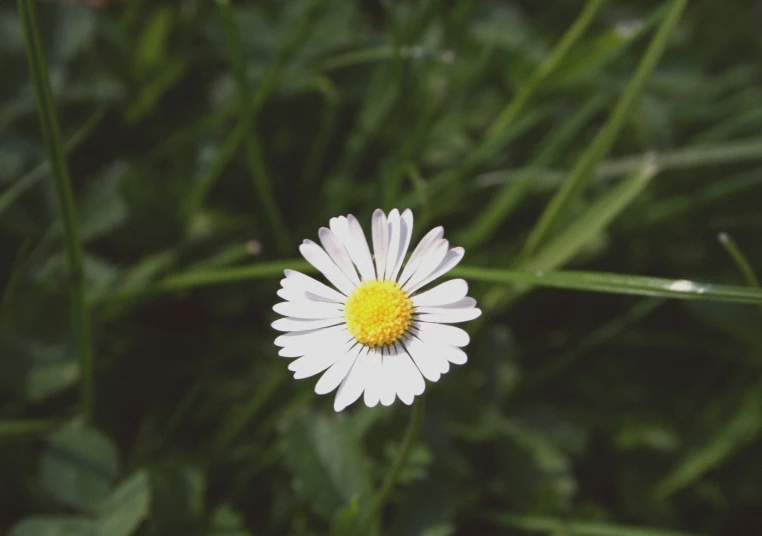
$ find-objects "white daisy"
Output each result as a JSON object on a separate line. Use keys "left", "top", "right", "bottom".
{"left": 272, "top": 208, "right": 481, "bottom": 412}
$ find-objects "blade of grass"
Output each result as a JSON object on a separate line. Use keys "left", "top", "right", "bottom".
{"left": 484, "top": 0, "right": 608, "bottom": 144}
{"left": 185, "top": 0, "right": 328, "bottom": 220}
{"left": 522, "top": 0, "right": 687, "bottom": 258}
{"left": 522, "top": 156, "right": 657, "bottom": 271}
{"left": 421, "top": 0, "right": 609, "bottom": 205}
{"left": 214, "top": 0, "right": 290, "bottom": 253}
{"left": 523, "top": 298, "right": 664, "bottom": 392}
{"left": 213, "top": 371, "right": 286, "bottom": 453}
{"left": 18, "top": 0, "right": 95, "bottom": 422}
{"left": 459, "top": 94, "right": 607, "bottom": 248}
{"left": 301, "top": 77, "right": 340, "bottom": 190}
{"left": 654, "top": 378, "right": 762, "bottom": 499}
{"left": 476, "top": 138, "right": 762, "bottom": 191}
{"left": 453, "top": 266, "right": 762, "bottom": 307}
{"left": 718, "top": 232, "right": 760, "bottom": 288}
{"left": 482, "top": 157, "right": 657, "bottom": 311}
{"left": 484, "top": 513, "right": 705, "bottom": 536}
{"left": 0, "top": 420, "right": 61, "bottom": 441}
{"left": 0, "top": 105, "right": 107, "bottom": 218}
{"left": 106, "top": 260, "right": 762, "bottom": 308}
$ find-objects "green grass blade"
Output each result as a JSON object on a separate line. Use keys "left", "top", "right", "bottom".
{"left": 418, "top": 0, "right": 608, "bottom": 207}
{"left": 654, "top": 379, "right": 762, "bottom": 499}
{"left": 483, "top": 0, "right": 608, "bottom": 143}
{"left": 718, "top": 232, "right": 760, "bottom": 288}
{"left": 486, "top": 513, "right": 705, "bottom": 536}
{"left": 477, "top": 138, "right": 762, "bottom": 193}
{"left": 0, "top": 420, "right": 61, "bottom": 441}
{"left": 185, "top": 0, "right": 327, "bottom": 221}
{"left": 452, "top": 266, "right": 762, "bottom": 306}
{"left": 213, "top": 371, "right": 286, "bottom": 453}
{"left": 0, "top": 106, "right": 106, "bottom": 218}
{"left": 522, "top": 0, "right": 687, "bottom": 258}
{"left": 522, "top": 157, "right": 657, "bottom": 271}
{"left": 460, "top": 94, "right": 607, "bottom": 248}
{"left": 107, "top": 260, "right": 762, "bottom": 308}
{"left": 18, "top": 0, "right": 95, "bottom": 422}
{"left": 215, "top": 0, "right": 290, "bottom": 252}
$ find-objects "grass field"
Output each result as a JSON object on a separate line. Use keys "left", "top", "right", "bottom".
{"left": 3, "top": 0, "right": 762, "bottom": 534}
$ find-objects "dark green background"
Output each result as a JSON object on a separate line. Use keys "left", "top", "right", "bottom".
{"left": 2, "top": 0, "right": 762, "bottom": 535}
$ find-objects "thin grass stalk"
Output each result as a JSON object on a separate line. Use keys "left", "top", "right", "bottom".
{"left": 421, "top": 0, "right": 609, "bottom": 204}
{"left": 522, "top": 0, "right": 688, "bottom": 258}
{"left": 186, "top": 0, "right": 328, "bottom": 221}
{"left": 216, "top": 0, "right": 290, "bottom": 252}
{"left": 18, "top": 0, "right": 94, "bottom": 422}
{"left": 359, "top": 398, "right": 425, "bottom": 533}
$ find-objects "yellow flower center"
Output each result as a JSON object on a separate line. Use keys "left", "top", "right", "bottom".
{"left": 344, "top": 279, "right": 413, "bottom": 347}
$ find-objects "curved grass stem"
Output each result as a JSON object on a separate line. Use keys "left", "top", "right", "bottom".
{"left": 360, "top": 398, "right": 425, "bottom": 533}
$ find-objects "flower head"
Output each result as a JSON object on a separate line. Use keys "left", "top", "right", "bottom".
{"left": 272, "top": 209, "right": 480, "bottom": 411}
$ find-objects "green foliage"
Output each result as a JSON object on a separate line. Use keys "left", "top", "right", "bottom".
{"left": 3, "top": 0, "right": 762, "bottom": 535}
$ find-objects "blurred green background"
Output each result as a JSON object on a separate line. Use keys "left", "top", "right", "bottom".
{"left": 3, "top": 0, "right": 762, "bottom": 534}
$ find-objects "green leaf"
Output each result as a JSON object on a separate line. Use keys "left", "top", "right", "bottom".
{"left": 9, "top": 517, "right": 95, "bottom": 536}
{"left": 282, "top": 411, "right": 372, "bottom": 519}
{"left": 96, "top": 471, "right": 151, "bottom": 536}
{"left": 207, "top": 504, "right": 252, "bottom": 536}
{"left": 78, "top": 164, "right": 129, "bottom": 243}
{"left": 39, "top": 425, "right": 120, "bottom": 513}
{"left": 149, "top": 462, "right": 205, "bottom": 532}
{"left": 485, "top": 514, "right": 706, "bottom": 536}
{"left": 0, "top": 337, "right": 78, "bottom": 402}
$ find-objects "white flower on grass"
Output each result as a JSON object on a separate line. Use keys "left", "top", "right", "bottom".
{"left": 272, "top": 209, "right": 481, "bottom": 411}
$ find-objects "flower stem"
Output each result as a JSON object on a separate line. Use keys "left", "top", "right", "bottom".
{"left": 361, "top": 398, "right": 425, "bottom": 532}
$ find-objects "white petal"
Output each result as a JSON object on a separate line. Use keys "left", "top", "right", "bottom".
{"left": 334, "top": 347, "right": 371, "bottom": 411}
{"left": 402, "top": 334, "right": 442, "bottom": 382}
{"left": 402, "top": 239, "right": 449, "bottom": 293}
{"left": 273, "top": 301, "right": 343, "bottom": 319}
{"left": 416, "top": 308, "right": 481, "bottom": 324}
{"left": 413, "top": 322, "right": 470, "bottom": 347}
{"left": 274, "top": 324, "right": 346, "bottom": 347}
{"left": 299, "top": 241, "right": 356, "bottom": 296}
{"left": 371, "top": 209, "right": 389, "bottom": 281}
{"left": 383, "top": 209, "right": 401, "bottom": 280}
{"left": 415, "top": 297, "right": 477, "bottom": 315}
{"left": 379, "top": 347, "right": 397, "bottom": 407}
{"left": 271, "top": 317, "right": 345, "bottom": 332}
{"left": 289, "top": 341, "right": 350, "bottom": 379}
{"left": 411, "top": 279, "right": 468, "bottom": 307}
{"left": 275, "top": 325, "right": 351, "bottom": 356}
{"left": 319, "top": 227, "right": 361, "bottom": 286}
{"left": 315, "top": 344, "right": 362, "bottom": 395}
{"left": 441, "top": 344, "right": 467, "bottom": 365}
{"left": 346, "top": 215, "right": 376, "bottom": 281}
{"left": 405, "top": 247, "right": 465, "bottom": 293}
{"left": 362, "top": 347, "right": 383, "bottom": 408}
{"left": 279, "top": 347, "right": 303, "bottom": 358}
{"left": 389, "top": 209, "right": 413, "bottom": 282}
{"left": 397, "top": 227, "right": 444, "bottom": 287}
{"left": 329, "top": 216, "right": 351, "bottom": 246}
{"left": 283, "top": 270, "right": 346, "bottom": 303}
{"left": 393, "top": 342, "right": 426, "bottom": 404}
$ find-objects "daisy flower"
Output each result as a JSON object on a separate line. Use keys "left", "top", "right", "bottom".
{"left": 272, "top": 209, "right": 481, "bottom": 411}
